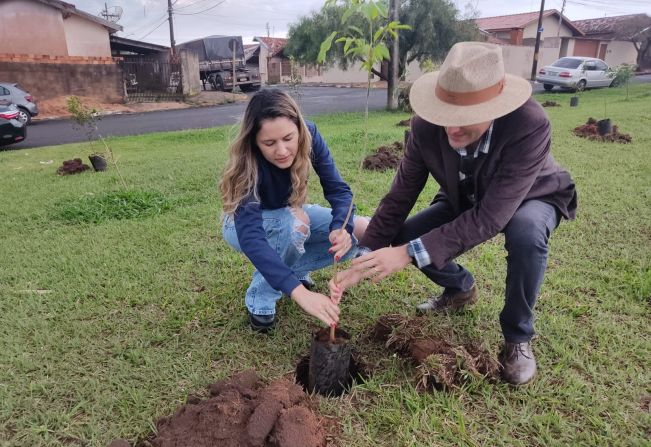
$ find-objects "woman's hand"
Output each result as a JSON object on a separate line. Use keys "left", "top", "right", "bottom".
{"left": 328, "top": 268, "right": 364, "bottom": 304}
{"left": 328, "top": 228, "right": 352, "bottom": 261}
{"left": 291, "top": 285, "right": 340, "bottom": 326}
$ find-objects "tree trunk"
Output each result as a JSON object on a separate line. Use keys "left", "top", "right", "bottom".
{"left": 387, "top": 0, "right": 399, "bottom": 110}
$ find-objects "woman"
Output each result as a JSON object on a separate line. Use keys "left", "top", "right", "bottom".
{"left": 220, "top": 89, "right": 367, "bottom": 332}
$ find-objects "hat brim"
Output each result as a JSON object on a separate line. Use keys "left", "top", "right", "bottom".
{"left": 409, "top": 71, "right": 532, "bottom": 127}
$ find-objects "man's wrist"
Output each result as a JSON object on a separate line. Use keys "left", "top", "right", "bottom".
{"left": 407, "top": 238, "right": 431, "bottom": 269}
{"left": 355, "top": 245, "right": 372, "bottom": 258}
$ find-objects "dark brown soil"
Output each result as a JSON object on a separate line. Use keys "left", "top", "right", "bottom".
{"left": 541, "top": 100, "right": 560, "bottom": 107}
{"left": 136, "top": 370, "right": 326, "bottom": 447}
{"left": 314, "top": 326, "right": 349, "bottom": 345}
{"left": 363, "top": 141, "right": 404, "bottom": 171}
{"left": 369, "top": 314, "right": 500, "bottom": 390}
{"left": 57, "top": 158, "right": 90, "bottom": 175}
{"left": 641, "top": 395, "right": 651, "bottom": 412}
{"left": 397, "top": 119, "right": 411, "bottom": 126}
{"left": 573, "top": 118, "right": 632, "bottom": 143}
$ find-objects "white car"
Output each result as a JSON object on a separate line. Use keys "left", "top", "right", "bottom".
{"left": 536, "top": 57, "right": 614, "bottom": 92}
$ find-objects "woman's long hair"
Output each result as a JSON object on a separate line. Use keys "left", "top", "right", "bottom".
{"left": 220, "top": 89, "right": 312, "bottom": 215}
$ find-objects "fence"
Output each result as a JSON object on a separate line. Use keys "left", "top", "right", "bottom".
{"left": 121, "top": 54, "right": 183, "bottom": 102}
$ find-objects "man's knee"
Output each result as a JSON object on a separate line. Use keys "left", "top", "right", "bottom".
{"left": 504, "top": 216, "right": 550, "bottom": 255}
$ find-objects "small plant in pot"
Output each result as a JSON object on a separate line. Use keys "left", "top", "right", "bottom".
{"left": 66, "top": 96, "right": 126, "bottom": 186}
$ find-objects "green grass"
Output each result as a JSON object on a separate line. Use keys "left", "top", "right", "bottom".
{"left": 1, "top": 84, "right": 650, "bottom": 446}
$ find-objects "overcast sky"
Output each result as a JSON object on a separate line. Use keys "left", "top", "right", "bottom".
{"left": 73, "top": 0, "right": 651, "bottom": 47}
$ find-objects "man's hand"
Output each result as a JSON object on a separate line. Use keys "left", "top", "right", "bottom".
{"left": 329, "top": 245, "right": 412, "bottom": 303}
{"left": 351, "top": 245, "right": 412, "bottom": 283}
{"left": 329, "top": 228, "right": 352, "bottom": 261}
{"left": 291, "top": 284, "right": 340, "bottom": 326}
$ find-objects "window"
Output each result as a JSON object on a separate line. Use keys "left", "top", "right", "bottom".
{"left": 552, "top": 58, "right": 583, "bottom": 69}
{"left": 596, "top": 61, "right": 608, "bottom": 71}
{"left": 0, "top": 87, "right": 9, "bottom": 96}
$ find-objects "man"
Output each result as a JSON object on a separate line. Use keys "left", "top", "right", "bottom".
{"left": 330, "top": 42, "right": 577, "bottom": 385}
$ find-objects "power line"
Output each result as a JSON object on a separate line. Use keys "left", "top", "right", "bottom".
{"left": 140, "top": 17, "right": 169, "bottom": 40}
{"left": 173, "top": 0, "right": 216, "bottom": 11}
{"left": 173, "top": 0, "right": 226, "bottom": 15}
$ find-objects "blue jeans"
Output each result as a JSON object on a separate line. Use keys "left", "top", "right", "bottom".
{"left": 393, "top": 199, "right": 560, "bottom": 343}
{"left": 222, "top": 204, "right": 358, "bottom": 316}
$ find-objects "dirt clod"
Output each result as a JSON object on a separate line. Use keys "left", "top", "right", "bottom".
{"left": 107, "top": 440, "right": 131, "bottom": 447}
{"left": 541, "top": 100, "right": 560, "bottom": 107}
{"left": 370, "top": 314, "right": 500, "bottom": 390}
{"left": 573, "top": 117, "right": 632, "bottom": 143}
{"left": 149, "top": 370, "right": 326, "bottom": 447}
{"left": 363, "top": 141, "right": 404, "bottom": 171}
{"left": 57, "top": 158, "right": 90, "bottom": 175}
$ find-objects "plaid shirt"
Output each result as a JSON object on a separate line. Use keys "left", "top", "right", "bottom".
{"left": 407, "top": 123, "right": 494, "bottom": 268}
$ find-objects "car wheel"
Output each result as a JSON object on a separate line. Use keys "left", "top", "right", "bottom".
{"left": 543, "top": 84, "right": 554, "bottom": 92}
{"left": 17, "top": 108, "right": 31, "bottom": 125}
{"left": 575, "top": 80, "right": 587, "bottom": 92}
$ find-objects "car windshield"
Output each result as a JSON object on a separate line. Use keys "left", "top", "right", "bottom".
{"left": 551, "top": 58, "right": 583, "bottom": 69}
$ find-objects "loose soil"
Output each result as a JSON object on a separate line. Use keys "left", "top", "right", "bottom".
{"left": 362, "top": 141, "right": 404, "bottom": 171}
{"left": 130, "top": 370, "right": 328, "bottom": 447}
{"left": 397, "top": 118, "right": 411, "bottom": 126}
{"left": 541, "top": 100, "right": 561, "bottom": 107}
{"left": 573, "top": 118, "right": 632, "bottom": 143}
{"left": 369, "top": 314, "right": 500, "bottom": 390}
{"left": 57, "top": 158, "right": 90, "bottom": 175}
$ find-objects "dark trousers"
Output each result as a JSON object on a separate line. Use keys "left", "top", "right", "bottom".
{"left": 393, "top": 199, "right": 560, "bottom": 343}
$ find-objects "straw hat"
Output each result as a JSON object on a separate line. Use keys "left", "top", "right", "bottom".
{"left": 409, "top": 42, "right": 532, "bottom": 127}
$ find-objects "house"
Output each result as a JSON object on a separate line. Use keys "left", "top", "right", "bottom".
{"left": 475, "top": 10, "right": 643, "bottom": 70}
{"left": 0, "top": 0, "right": 125, "bottom": 103}
{"left": 0, "top": 0, "right": 122, "bottom": 57}
{"left": 573, "top": 14, "right": 649, "bottom": 68}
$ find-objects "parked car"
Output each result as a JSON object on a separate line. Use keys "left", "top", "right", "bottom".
{"left": 0, "top": 102, "right": 27, "bottom": 147}
{"left": 0, "top": 82, "right": 38, "bottom": 125}
{"left": 536, "top": 57, "right": 614, "bottom": 92}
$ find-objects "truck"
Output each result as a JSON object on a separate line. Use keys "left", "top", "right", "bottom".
{"left": 177, "top": 35, "right": 261, "bottom": 92}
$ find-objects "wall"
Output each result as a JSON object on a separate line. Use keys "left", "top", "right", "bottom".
{"left": 0, "top": 55, "right": 123, "bottom": 102}
{"left": 257, "top": 46, "right": 269, "bottom": 82}
{"left": 523, "top": 16, "right": 574, "bottom": 40}
{"left": 180, "top": 50, "right": 201, "bottom": 96}
{"left": 301, "top": 61, "right": 373, "bottom": 83}
{"left": 0, "top": 0, "right": 68, "bottom": 56}
{"left": 603, "top": 40, "right": 638, "bottom": 67}
{"left": 63, "top": 14, "right": 112, "bottom": 57}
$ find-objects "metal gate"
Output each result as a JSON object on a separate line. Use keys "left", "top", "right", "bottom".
{"left": 121, "top": 54, "right": 183, "bottom": 102}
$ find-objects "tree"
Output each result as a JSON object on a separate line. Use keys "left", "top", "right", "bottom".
{"left": 613, "top": 14, "right": 651, "bottom": 69}
{"left": 285, "top": 0, "right": 479, "bottom": 80}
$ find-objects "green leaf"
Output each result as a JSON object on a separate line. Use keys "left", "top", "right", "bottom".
{"left": 317, "top": 31, "right": 338, "bottom": 63}
{"left": 347, "top": 25, "right": 364, "bottom": 36}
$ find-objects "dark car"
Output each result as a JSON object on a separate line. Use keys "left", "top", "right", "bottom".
{"left": 0, "top": 82, "right": 39, "bottom": 125}
{"left": 0, "top": 102, "right": 27, "bottom": 147}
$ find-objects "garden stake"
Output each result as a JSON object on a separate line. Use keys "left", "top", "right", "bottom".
{"left": 330, "top": 199, "right": 354, "bottom": 343}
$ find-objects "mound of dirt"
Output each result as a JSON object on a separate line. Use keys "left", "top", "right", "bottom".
{"left": 363, "top": 141, "right": 404, "bottom": 171}
{"left": 369, "top": 314, "right": 500, "bottom": 390}
{"left": 573, "top": 118, "right": 632, "bottom": 143}
{"left": 136, "top": 370, "right": 327, "bottom": 447}
{"left": 541, "top": 100, "right": 560, "bottom": 107}
{"left": 57, "top": 158, "right": 90, "bottom": 175}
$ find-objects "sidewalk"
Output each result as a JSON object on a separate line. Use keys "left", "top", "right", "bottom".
{"left": 33, "top": 90, "right": 248, "bottom": 121}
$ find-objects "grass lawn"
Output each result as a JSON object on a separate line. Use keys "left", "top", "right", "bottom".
{"left": 1, "top": 84, "right": 649, "bottom": 446}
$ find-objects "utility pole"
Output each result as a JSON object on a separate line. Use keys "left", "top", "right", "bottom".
{"left": 387, "top": 0, "right": 399, "bottom": 110}
{"left": 266, "top": 22, "right": 271, "bottom": 38}
{"left": 556, "top": 0, "right": 566, "bottom": 37}
{"left": 167, "top": 0, "right": 176, "bottom": 55}
{"left": 530, "top": 0, "right": 545, "bottom": 81}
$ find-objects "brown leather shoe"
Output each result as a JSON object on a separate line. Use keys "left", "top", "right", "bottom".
{"left": 416, "top": 285, "right": 478, "bottom": 314}
{"left": 501, "top": 342, "right": 537, "bottom": 385}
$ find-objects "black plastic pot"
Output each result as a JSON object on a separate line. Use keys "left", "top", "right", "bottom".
{"left": 570, "top": 96, "right": 579, "bottom": 107}
{"left": 308, "top": 327, "right": 352, "bottom": 396}
{"left": 88, "top": 154, "right": 107, "bottom": 172}
{"left": 597, "top": 118, "right": 612, "bottom": 136}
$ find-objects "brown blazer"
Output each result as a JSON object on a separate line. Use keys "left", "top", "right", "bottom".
{"left": 360, "top": 98, "right": 577, "bottom": 269}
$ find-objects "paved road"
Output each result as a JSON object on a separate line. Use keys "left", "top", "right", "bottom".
{"left": 9, "top": 86, "right": 386, "bottom": 150}
{"left": 8, "top": 75, "right": 651, "bottom": 150}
